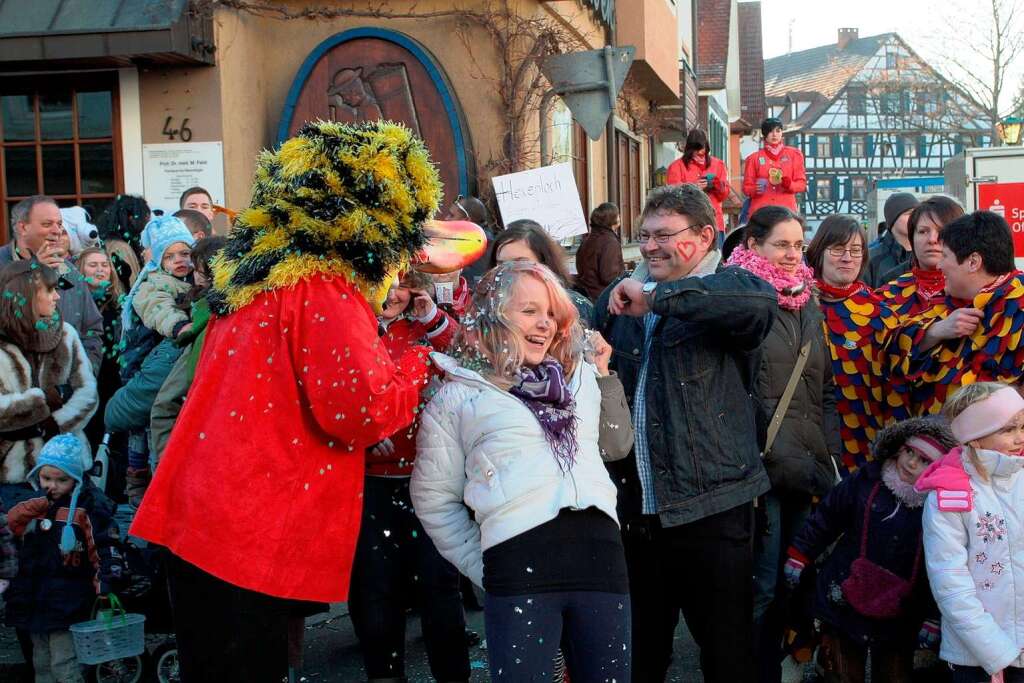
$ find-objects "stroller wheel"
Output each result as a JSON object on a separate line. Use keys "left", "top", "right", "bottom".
{"left": 152, "top": 642, "right": 180, "bottom": 683}
{"left": 93, "top": 655, "right": 144, "bottom": 683}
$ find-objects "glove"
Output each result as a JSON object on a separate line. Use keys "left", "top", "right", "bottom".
{"left": 783, "top": 556, "right": 805, "bottom": 589}
{"left": 781, "top": 176, "right": 793, "bottom": 191}
{"left": 756, "top": 178, "right": 768, "bottom": 195}
{"left": 917, "top": 619, "right": 940, "bottom": 651}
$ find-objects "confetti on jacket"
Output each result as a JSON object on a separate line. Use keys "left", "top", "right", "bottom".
{"left": 889, "top": 271, "right": 1024, "bottom": 417}
{"left": 130, "top": 120, "right": 443, "bottom": 602}
{"left": 818, "top": 282, "right": 898, "bottom": 472}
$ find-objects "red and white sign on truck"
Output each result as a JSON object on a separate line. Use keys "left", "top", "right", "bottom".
{"left": 945, "top": 146, "right": 1024, "bottom": 267}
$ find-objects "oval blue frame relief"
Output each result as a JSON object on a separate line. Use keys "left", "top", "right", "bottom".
{"left": 277, "top": 27, "right": 470, "bottom": 198}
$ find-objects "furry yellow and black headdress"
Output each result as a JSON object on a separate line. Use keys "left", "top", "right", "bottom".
{"left": 208, "top": 119, "right": 442, "bottom": 315}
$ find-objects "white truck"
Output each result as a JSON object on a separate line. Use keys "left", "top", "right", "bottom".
{"left": 945, "top": 146, "right": 1024, "bottom": 266}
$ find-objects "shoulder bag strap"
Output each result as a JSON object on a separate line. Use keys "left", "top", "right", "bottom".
{"left": 764, "top": 340, "right": 812, "bottom": 455}
{"left": 859, "top": 481, "right": 883, "bottom": 557}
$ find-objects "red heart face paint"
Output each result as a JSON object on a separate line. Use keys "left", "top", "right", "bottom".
{"left": 676, "top": 240, "right": 697, "bottom": 262}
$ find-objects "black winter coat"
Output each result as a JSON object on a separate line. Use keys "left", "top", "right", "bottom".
{"left": 759, "top": 301, "right": 840, "bottom": 498}
{"left": 790, "top": 462, "right": 937, "bottom": 645}
{"left": 4, "top": 482, "right": 120, "bottom": 633}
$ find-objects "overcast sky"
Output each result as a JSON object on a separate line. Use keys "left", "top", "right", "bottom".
{"left": 757, "top": 0, "right": 1024, "bottom": 112}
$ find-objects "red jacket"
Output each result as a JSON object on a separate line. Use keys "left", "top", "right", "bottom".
{"left": 742, "top": 146, "right": 807, "bottom": 216}
{"left": 366, "top": 307, "right": 457, "bottom": 477}
{"left": 666, "top": 155, "right": 730, "bottom": 231}
{"left": 130, "top": 275, "right": 431, "bottom": 602}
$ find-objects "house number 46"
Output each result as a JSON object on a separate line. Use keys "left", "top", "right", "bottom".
{"left": 162, "top": 116, "right": 193, "bottom": 142}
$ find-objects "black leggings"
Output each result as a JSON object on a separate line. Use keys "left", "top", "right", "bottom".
{"left": 950, "top": 665, "right": 1024, "bottom": 682}
{"left": 348, "top": 476, "right": 469, "bottom": 681}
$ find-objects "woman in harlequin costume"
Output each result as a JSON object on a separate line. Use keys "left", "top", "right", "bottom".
{"left": 875, "top": 196, "right": 966, "bottom": 422}
{"left": 130, "top": 120, "right": 446, "bottom": 682}
{"left": 742, "top": 117, "right": 807, "bottom": 215}
{"left": 876, "top": 196, "right": 965, "bottom": 320}
{"left": 888, "top": 211, "right": 1024, "bottom": 419}
{"left": 807, "top": 215, "right": 898, "bottom": 473}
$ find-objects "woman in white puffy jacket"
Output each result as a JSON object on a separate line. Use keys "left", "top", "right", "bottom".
{"left": 917, "top": 382, "right": 1024, "bottom": 682}
{"left": 411, "top": 261, "right": 633, "bottom": 682}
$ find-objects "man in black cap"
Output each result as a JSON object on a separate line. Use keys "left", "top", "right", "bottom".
{"left": 865, "top": 192, "right": 918, "bottom": 287}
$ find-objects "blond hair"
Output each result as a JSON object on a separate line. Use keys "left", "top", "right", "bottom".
{"left": 454, "top": 261, "right": 582, "bottom": 388}
{"left": 943, "top": 381, "right": 1009, "bottom": 481}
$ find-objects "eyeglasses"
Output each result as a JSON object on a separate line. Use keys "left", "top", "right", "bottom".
{"left": 767, "top": 241, "right": 807, "bottom": 253}
{"left": 637, "top": 225, "right": 704, "bottom": 245}
{"left": 826, "top": 245, "right": 864, "bottom": 258}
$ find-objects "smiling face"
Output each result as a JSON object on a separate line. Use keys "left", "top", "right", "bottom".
{"left": 381, "top": 282, "right": 412, "bottom": 322}
{"left": 17, "top": 201, "right": 63, "bottom": 253}
{"left": 821, "top": 233, "right": 864, "bottom": 287}
{"left": 750, "top": 218, "right": 805, "bottom": 275}
{"left": 38, "top": 464, "right": 75, "bottom": 500}
{"left": 974, "top": 409, "right": 1024, "bottom": 456}
{"left": 640, "top": 211, "right": 715, "bottom": 282}
{"left": 506, "top": 273, "right": 556, "bottom": 367}
{"left": 161, "top": 242, "right": 193, "bottom": 278}
{"left": 912, "top": 213, "right": 944, "bottom": 270}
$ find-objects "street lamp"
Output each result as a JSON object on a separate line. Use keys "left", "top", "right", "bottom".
{"left": 997, "top": 116, "right": 1023, "bottom": 145}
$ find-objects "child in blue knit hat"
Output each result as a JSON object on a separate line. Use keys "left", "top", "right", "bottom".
{"left": 114, "top": 216, "right": 195, "bottom": 506}
{"left": 3, "top": 434, "right": 124, "bottom": 682}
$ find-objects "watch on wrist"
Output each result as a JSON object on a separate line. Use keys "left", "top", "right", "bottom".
{"left": 641, "top": 281, "right": 658, "bottom": 305}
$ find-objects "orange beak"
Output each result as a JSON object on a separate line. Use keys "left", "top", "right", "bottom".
{"left": 414, "top": 220, "right": 487, "bottom": 274}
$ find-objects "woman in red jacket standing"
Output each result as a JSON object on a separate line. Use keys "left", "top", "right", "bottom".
{"left": 743, "top": 117, "right": 807, "bottom": 215}
{"left": 666, "top": 129, "right": 730, "bottom": 237}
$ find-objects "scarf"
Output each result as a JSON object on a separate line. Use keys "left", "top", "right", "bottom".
{"left": 508, "top": 358, "right": 578, "bottom": 472}
{"left": 912, "top": 266, "right": 945, "bottom": 301}
{"left": 690, "top": 150, "right": 708, "bottom": 168}
{"left": 881, "top": 460, "right": 927, "bottom": 508}
{"left": 764, "top": 141, "right": 785, "bottom": 157}
{"left": 726, "top": 246, "right": 813, "bottom": 310}
{"left": 815, "top": 278, "right": 863, "bottom": 301}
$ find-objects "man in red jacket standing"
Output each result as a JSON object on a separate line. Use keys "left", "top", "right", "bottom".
{"left": 666, "top": 129, "right": 731, "bottom": 237}
{"left": 743, "top": 117, "right": 807, "bottom": 216}
{"left": 130, "top": 120, "right": 443, "bottom": 682}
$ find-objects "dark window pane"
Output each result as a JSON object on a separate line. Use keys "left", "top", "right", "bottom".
{"left": 2, "top": 94, "right": 35, "bottom": 141}
{"left": 39, "top": 92, "right": 72, "bottom": 140}
{"left": 4, "top": 146, "right": 37, "bottom": 196}
{"left": 77, "top": 91, "right": 112, "bottom": 138}
{"left": 80, "top": 197, "right": 114, "bottom": 225}
{"left": 42, "top": 144, "right": 74, "bottom": 195}
{"left": 80, "top": 143, "right": 114, "bottom": 193}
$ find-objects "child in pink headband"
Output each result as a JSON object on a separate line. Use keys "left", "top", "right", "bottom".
{"left": 917, "top": 382, "right": 1024, "bottom": 681}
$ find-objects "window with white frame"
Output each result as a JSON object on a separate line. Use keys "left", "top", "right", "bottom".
{"left": 850, "top": 135, "right": 865, "bottom": 158}
{"left": 816, "top": 177, "right": 833, "bottom": 201}
{"left": 818, "top": 135, "right": 831, "bottom": 158}
{"left": 851, "top": 177, "right": 867, "bottom": 200}
{"left": 904, "top": 135, "right": 918, "bottom": 157}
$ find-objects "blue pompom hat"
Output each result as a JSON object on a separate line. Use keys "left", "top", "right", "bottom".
{"left": 120, "top": 215, "right": 195, "bottom": 343}
{"left": 26, "top": 433, "right": 89, "bottom": 553}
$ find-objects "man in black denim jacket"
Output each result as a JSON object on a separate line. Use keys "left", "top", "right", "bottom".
{"left": 595, "top": 184, "right": 777, "bottom": 682}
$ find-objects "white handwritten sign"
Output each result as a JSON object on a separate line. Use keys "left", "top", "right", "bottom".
{"left": 142, "top": 142, "right": 225, "bottom": 216}
{"left": 492, "top": 163, "right": 587, "bottom": 241}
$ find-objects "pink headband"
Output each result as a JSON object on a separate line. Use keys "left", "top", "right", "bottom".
{"left": 904, "top": 435, "right": 946, "bottom": 462}
{"left": 951, "top": 386, "right": 1024, "bottom": 443}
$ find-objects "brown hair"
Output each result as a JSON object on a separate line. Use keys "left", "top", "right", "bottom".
{"left": 641, "top": 184, "right": 717, "bottom": 245}
{"left": 75, "top": 247, "right": 124, "bottom": 302}
{"left": 0, "top": 260, "right": 60, "bottom": 348}
{"left": 489, "top": 220, "right": 575, "bottom": 285}
{"left": 589, "top": 202, "right": 620, "bottom": 232}
{"left": 908, "top": 196, "right": 965, "bottom": 265}
{"left": 806, "top": 214, "right": 868, "bottom": 281}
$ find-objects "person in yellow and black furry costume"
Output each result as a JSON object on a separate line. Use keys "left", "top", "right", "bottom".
{"left": 130, "top": 120, "right": 443, "bottom": 682}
